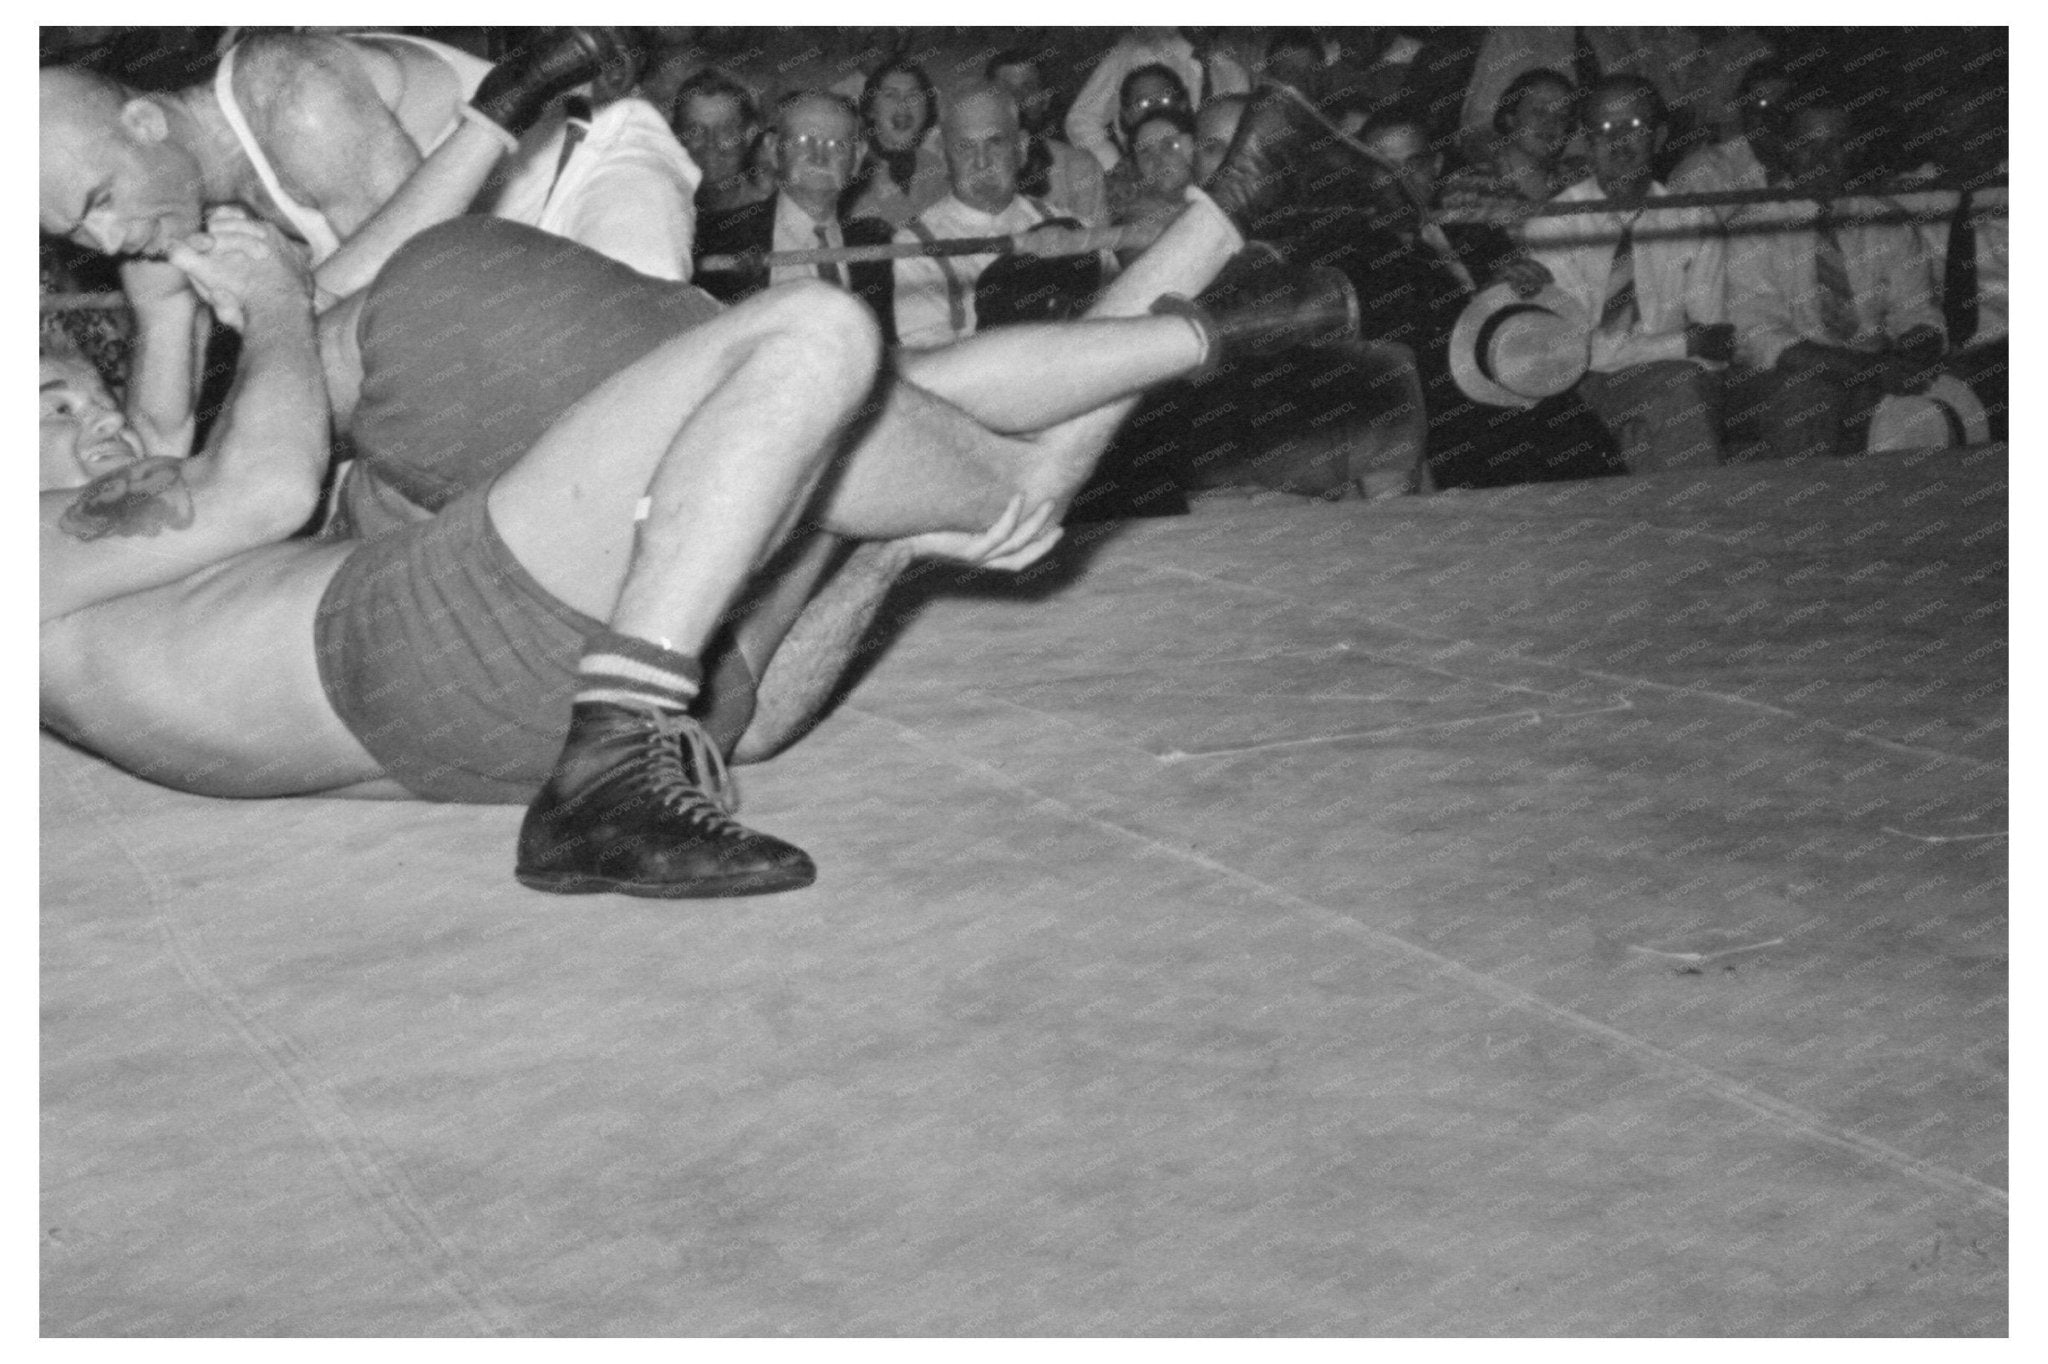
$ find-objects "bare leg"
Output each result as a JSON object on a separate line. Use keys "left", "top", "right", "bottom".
{"left": 817, "top": 193, "right": 1245, "bottom": 538}
{"left": 894, "top": 193, "right": 1241, "bottom": 429}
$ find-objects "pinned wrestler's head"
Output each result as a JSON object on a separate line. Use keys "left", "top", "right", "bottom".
{"left": 41, "top": 67, "right": 207, "bottom": 259}
{"left": 940, "top": 83, "right": 1026, "bottom": 215}
{"left": 40, "top": 347, "right": 143, "bottom": 490}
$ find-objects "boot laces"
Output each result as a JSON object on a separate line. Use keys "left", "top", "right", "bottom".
{"left": 634, "top": 711, "right": 745, "bottom": 833}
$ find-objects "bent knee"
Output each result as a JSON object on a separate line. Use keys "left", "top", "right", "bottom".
{"left": 754, "top": 281, "right": 883, "bottom": 373}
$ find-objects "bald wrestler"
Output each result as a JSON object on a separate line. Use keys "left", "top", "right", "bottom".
{"left": 41, "top": 28, "right": 669, "bottom": 458}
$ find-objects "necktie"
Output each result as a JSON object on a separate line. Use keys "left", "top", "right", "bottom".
{"left": 1812, "top": 206, "right": 1860, "bottom": 344}
{"left": 1600, "top": 215, "right": 1639, "bottom": 334}
{"left": 1942, "top": 189, "right": 1978, "bottom": 347}
{"left": 814, "top": 223, "right": 844, "bottom": 289}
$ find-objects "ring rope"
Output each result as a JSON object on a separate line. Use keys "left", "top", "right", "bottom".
{"left": 39, "top": 178, "right": 2005, "bottom": 313}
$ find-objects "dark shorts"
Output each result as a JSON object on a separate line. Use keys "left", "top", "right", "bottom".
{"left": 335, "top": 216, "right": 726, "bottom": 536}
{"left": 312, "top": 218, "right": 755, "bottom": 802}
{"left": 314, "top": 486, "right": 761, "bottom": 803}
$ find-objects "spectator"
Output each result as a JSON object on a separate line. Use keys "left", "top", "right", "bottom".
{"left": 1064, "top": 28, "right": 1248, "bottom": 174}
{"left": 1518, "top": 76, "right": 1730, "bottom": 474}
{"left": 1459, "top": 28, "right": 1580, "bottom": 162}
{"left": 1725, "top": 100, "right": 1948, "bottom": 461}
{"left": 1669, "top": 60, "right": 1796, "bottom": 225}
{"left": 987, "top": 47, "right": 1108, "bottom": 226}
{"left": 1110, "top": 108, "right": 1200, "bottom": 258}
{"left": 673, "top": 69, "right": 774, "bottom": 216}
{"left": 690, "top": 91, "right": 895, "bottom": 339}
{"left": 1898, "top": 82, "right": 2007, "bottom": 441}
{"left": 1305, "top": 108, "right": 1619, "bottom": 490}
{"left": 846, "top": 59, "right": 948, "bottom": 228}
{"left": 1102, "top": 64, "right": 1195, "bottom": 226}
{"left": 1442, "top": 69, "right": 1589, "bottom": 213}
{"left": 893, "top": 84, "right": 1096, "bottom": 349}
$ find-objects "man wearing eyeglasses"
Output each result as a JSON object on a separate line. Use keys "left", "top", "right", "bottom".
{"left": 1516, "top": 75, "right": 1731, "bottom": 475}
{"left": 691, "top": 90, "right": 894, "bottom": 335}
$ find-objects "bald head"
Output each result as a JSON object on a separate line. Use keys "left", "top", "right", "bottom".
{"left": 41, "top": 65, "right": 205, "bottom": 257}
{"left": 939, "top": 83, "right": 1025, "bottom": 213}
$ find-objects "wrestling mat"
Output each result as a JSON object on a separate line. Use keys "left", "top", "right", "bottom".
{"left": 42, "top": 446, "right": 2007, "bottom": 1335}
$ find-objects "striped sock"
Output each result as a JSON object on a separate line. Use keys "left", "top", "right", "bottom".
{"left": 575, "top": 630, "right": 702, "bottom": 713}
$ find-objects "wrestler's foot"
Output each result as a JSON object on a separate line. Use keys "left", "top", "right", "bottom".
{"left": 471, "top": 28, "right": 643, "bottom": 139}
{"left": 1200, "top": 82, "right": 1403, "bottom": 239}
{"left": 516, "top": 701, "right": 816, "bottom": 898}
{"left": 1152, "top": 245, "right": 1361, "bottom": 379}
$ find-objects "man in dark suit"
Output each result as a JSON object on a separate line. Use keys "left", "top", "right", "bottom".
{"left": 693, "top": 90, "right": 895, "bottom": 341}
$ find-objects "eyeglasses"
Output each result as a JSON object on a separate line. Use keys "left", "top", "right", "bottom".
{"left": 1585, "top": 117, "right": 1654, "bottom": 141}
{"left": 1125, "top": 95, "right": 1188, "bottom": 118}
{"left": 785, "top": 133, "right": 855, "bottom": 158}
{"left": 1136, "top": 134, "right": 1193, "bottom": 158}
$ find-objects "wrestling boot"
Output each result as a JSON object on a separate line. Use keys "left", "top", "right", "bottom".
{"left": 1150, "top": 243, "right": 1361, "bottom": 380}
{"left": 470, "top": 27, "right": 644, "bottom": 140}
{"left": 1199, "top": 81, "right": 1342, "bottom": 239}
{"left": 1200, "top": 81, "right": 1404, "bottom": 240}
{"left": 515, "top": 701, "right": 817, "bottom": 898}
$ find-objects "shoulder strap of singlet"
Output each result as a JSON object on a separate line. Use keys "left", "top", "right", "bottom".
{"left": 213, "top": 42, "right": 344, "bottom": 261}
{"left": 906, "top": 216, "right": 972, "bottom": 337}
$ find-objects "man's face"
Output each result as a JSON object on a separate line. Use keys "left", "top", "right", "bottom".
{"left": 1194, "top": 100, "right": 1244, "bottom": 182}
{"left": 1131, "top": 116, "right": 1195, "bottom": 195}
{"left": 1783, "top": 106, "right": 1849, "bottom": 196}
{"left": 870, "top": 72, "right": 930, "bottom": 152}
{"left": 1361, "top": 123, "right": 1440, "bottom": 221}
{"left": 41, "top": 100, "right": 205, "bottom": 259}
{"left": 774, "top": 98, "right": 859, "bottom": 202}
{"left": 1508, "top": 79, "right": 1575, "bottom": 162}
{"left": 990, "top": 62, "right": 1051, "bottom": 135}
{"left": 40, "top": 355, "right": 142, "bottom": 490}
{"left": 1584, "top": 87, "right": 1662, "bottom": 198}
{"left": 678, "top": 93, "right": 754, "bottom": 186}
{"left": 943, "top": 94, "right": 1024, "bottom": 213}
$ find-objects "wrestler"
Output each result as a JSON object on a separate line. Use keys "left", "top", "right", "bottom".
{"left": 41, "top": 28, "right": 653, "bottom": 458}
{"left": 42, "top": 83, "right": 1359, "bottom": 900}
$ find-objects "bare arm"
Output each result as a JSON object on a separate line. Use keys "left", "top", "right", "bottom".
{"left": 41, "top": 218, "right": 329, "bottom": 621}
{"left": 117, "top": 258, "right": 209, "bottom": 460}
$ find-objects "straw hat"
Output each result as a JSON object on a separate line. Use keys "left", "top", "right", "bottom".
{"left": 1448, "top": 281, "right": 1591, "bottom": 409}
{"left": 1866, "top": 373, "right": 1991, "bottom": 452}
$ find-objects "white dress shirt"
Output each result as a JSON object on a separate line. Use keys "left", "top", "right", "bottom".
{"left": 892, "top": 194, "right": 1055, "bottom": 349}
{"left": 485, "top": 97, "right": 703, "bottom": 282}
{"left": 1895, "top": 164, "right": 2007, "bottom": 349}
{"left": 1522, "top": 177, "right": 1726, "bottom": 374}
{"left": 1724, "top": 193, "right": 1944, "bottom": 370}
{"left": 769, "top": 192, "right": 849, "bottom": 289}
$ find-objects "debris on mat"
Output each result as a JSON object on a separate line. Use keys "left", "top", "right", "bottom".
{"left": 1628, "top": 930, "right": 1786, "bottom": 974}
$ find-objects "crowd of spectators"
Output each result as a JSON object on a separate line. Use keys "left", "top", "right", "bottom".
{"left": 41, "top": 25, "right": 2009, "bottom": 508}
